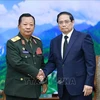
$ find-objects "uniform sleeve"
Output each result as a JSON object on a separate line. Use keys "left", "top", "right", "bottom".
{"left": 6, "top": 40, "right": 39, "bottom": 77}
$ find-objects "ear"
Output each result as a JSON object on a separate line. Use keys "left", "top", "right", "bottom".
{"left": 72, "top": 20, "right": 75, "bottom": 26}
{"left": 72, "top": 20, "right": 75, "bottom": 24}
{"left": 18, "top": 25, "right": 20, "bottom": 30}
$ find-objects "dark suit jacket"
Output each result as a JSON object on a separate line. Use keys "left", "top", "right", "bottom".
{"left": 44, "top": 29, "right": 96, "bottom": 97}
{"left": 4, "top": 33, "right": 45, "bottom": 98}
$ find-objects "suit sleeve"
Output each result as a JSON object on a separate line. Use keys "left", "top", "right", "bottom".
{"left": 6, "top": 40, "right": 39, "bottom": 77}
{"left": 39, "top": 41, "right": 48, "bottom": 84}
{"left": 43, "top": 40, "right": 56, "bottom": 76}
{"left": 39, "top": 41, "right": 45, "bottom": 69}
{"left": 82, "top": 34, "right": 96, "bottom": 86}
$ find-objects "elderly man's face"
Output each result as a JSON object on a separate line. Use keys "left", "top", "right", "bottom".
{"left": 58, "top": 14, "right": 74, "bottom": 34}
{"left": 18, "top": 17, "right": 35, "bottom": 39}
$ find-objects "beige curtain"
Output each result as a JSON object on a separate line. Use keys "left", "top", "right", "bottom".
{"left": 94, "top": 56, "right": 100, "bottom": 100}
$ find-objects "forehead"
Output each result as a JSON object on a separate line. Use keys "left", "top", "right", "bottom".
{"left": 21, "top": 17, "right": 34, "bottom": 23}
{"left": 58, "top": 14, "right": 70, "bottom": 21}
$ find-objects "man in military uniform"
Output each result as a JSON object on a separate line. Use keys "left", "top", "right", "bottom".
{"left": 4, "top": 13, "right": 47, "bottom": 100}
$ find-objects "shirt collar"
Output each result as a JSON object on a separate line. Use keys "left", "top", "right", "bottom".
{"left": 62, "top": 28, "right": 74, "bottom": 39}
{"left": 25, "top": 37, "right": 32, "bottom": 42}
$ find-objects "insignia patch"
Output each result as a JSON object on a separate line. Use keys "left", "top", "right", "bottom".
{"left": 36, "top": 47, "right": 42, "bottom": 55}
{"left": 33, "top": 39, "right": 37, "bottom": 44}
{"left": 21, "top": 40, "right": 25, "bottom": 45}
{"left": 11, "top": 36, "right": 21, "bottom": 42}
{"left": 22, "top": 50, "right": 29, "bottom": 53}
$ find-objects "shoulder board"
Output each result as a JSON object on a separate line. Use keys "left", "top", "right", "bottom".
{"left": 32, "top": 35, "right": 40, "bottom": 40}
{"left": 11, "top": 36, "right": 21, "bottom": 42}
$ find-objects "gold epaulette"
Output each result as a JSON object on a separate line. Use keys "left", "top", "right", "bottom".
{"left": 11, "top": 36, "right": 21, "bottom": 42}
{"left": 32, "top": 35, "right": 40, "bottom": 40}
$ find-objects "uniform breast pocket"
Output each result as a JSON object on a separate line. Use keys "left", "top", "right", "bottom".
{"left": 21, "top": 53, "right": 31, "bottom": 62}
{"left": 21, "top": 53, "right": 31, "bottom": 58}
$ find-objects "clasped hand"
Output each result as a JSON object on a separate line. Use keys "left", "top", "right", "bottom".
{"left": 36, "top": 69, "right": 45, "bottom": 82}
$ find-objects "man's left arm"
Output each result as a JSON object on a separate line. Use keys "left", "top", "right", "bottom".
{"left": 82, "top": 34, "right": 96, "bottom": 96}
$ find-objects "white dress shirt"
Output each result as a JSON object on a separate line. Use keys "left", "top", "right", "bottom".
{"left": 61, "top": 29, "right": 74, "bottom": 58}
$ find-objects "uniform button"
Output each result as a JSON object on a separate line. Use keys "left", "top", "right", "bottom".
{"left": 33, "top": 55, "right": 35, "bottom": 57}
{"left": 25, "top": 56, "right": 27, "bottom": 58}
{"left": 34, "top": 62, "right": 36, "bottom": 64}
{"left": 28, "top": 74, "right": 30, "bottom": 76}
{"left": 20, "top": 78, "right": 23, "bottom": 81}
{"left": 28, "top": 74, "right": 32, "bottom": 77}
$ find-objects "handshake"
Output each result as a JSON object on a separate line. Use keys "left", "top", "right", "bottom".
{"left": 36, "top": 69, "right": 45, "bottom": 82}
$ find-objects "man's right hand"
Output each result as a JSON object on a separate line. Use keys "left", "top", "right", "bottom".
{"left": 36, "top": 69, "right": 45, "bottom": 81}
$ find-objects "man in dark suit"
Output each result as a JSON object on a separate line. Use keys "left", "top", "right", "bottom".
{"left": 4, "top": 13, "right": 47, "bottom": 100}
{"left": 41, "top": 11, "right": 96, "bottom": 100}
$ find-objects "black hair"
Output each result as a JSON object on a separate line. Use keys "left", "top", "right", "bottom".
{"left": 57, "top": 11, "right": 74, "bottom": 23}
{"left": 18, "top": 13, "right": 35, "bottom": 25}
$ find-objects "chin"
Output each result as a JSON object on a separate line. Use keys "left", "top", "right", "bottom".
{"left": 25, "top": 33, "right": 32, "bottom": 36}
{"left": 62, "top": 31, "right": 68, "bottom": 34}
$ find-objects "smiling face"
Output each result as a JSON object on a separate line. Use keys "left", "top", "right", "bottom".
{"left": 18, "top": 16, "right": 35, "bottom": 39}
{"left": 58, "top": 14, "right": 74, "bottom": 35}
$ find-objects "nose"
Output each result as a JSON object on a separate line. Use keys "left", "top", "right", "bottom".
{"left": 62, "top": 22, "right": 66, "bottom": 27}
{"left": 26, "top": 24, "right": 30, "bottom": 28}
{"left": 62, "top": 22, "right": 66, "bottom": 26}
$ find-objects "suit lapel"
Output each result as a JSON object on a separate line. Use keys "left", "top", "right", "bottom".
{"left": 24, "top": 42, "right": 33, "bottom": 54}
{"left": 24, "top": 37, "right": 39, "bottom": 54}
{"left": 31, "top": 38, "right": 38, "bottom": 54}
{"left": 63, "top": 30, "right": 78, "bottom": 62}
{"left": 57, "top": 34, "right": 63, "bottom": 60}
{"left": 18, "top": 33, "right": 33, "bottom": 54}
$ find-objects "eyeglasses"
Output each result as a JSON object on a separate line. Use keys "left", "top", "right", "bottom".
{"left": 58, "top": 20, "right": 71, "bottom": 25}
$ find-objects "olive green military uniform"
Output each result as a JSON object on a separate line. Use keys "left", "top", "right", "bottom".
{"left": 4, "top": 33, "right": 45, "bottom": 98}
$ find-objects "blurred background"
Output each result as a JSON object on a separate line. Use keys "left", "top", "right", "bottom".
{"left": 0, "top": 0, "right": 100, "bottom": 98}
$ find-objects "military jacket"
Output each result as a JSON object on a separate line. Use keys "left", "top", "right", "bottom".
{"left": 4, "top": 33, "right": 45, "bottom": 98}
